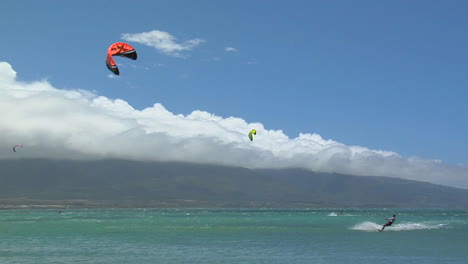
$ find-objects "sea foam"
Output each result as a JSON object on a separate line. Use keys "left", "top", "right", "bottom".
{"left": 350, "top": 221, "right": 445, "bottom": 232}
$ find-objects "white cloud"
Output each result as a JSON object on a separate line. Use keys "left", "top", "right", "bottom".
{"left": 1, "top": 61, "right": 467, "bottom": 188}
{"left": 225, "top": 47, "right": 237, "bottom": 52}
{"left": 121, "top": 30, "right": 205, "bottom": 57}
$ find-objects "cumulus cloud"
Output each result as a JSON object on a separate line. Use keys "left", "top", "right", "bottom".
{"left": 121, "top": 30, "right": 205, "bottom": 57}
{"left": 225, "top": 47, "right": 237, "bottom": 52}
{"left": 1, "top": 62, "right": 467, "bottom": 188}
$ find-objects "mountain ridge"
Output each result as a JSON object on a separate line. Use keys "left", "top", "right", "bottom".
{"left": 1, "top": 159, "right": 467, "bottom": 209}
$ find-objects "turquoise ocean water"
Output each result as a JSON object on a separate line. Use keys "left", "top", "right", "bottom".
{"left": 1, "top": 208, "right": 467, "bottom": 263}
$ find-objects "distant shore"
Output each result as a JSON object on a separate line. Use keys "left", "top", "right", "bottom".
{"left": 0, "top": 199, "right": 331, "bottom": 210}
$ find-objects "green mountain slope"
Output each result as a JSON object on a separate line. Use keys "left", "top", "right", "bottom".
{"left": 1, "top": 159, "right": 466, "bottom": 208}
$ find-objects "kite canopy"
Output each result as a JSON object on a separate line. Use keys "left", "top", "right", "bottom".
{"left": 248, "top": 129, "right": 257, "bottom": 141}
{"left": 12, "top": 144, "right": 23, "bottom": 152}
{"left": 106, "top": 42, "right": 137, "bottom": 75}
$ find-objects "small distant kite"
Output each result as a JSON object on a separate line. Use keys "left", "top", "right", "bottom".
{"left": 248, "top": 129, "right": 257, "bottom": 141}
{"left": 105, "top": 42, "right": 137, "bottom": 75}
{"left": 12, "top": 144, "right": 23, "bottom": 152}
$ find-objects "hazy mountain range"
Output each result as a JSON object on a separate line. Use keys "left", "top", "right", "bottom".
{"left": 1, "top": 159, "right": 467, "bottom": 209}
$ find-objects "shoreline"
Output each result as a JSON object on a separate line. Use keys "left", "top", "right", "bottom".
{"left": 1, "top": 199, "right": 464, "bottom": 210}
{"left": 0, "top": 199, "right": 328, "bottom": 210}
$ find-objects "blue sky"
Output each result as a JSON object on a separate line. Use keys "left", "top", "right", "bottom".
{"left": 1, "top": 1, "right": 467, "bottom": 187}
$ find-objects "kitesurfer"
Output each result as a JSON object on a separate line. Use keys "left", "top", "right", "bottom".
{"left": 379, "top": 214, "right": 396, "bottom": 231}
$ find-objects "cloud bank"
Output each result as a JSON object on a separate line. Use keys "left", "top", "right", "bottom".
{"left": 121, "top": 30, "right": 205, "bottom": 57}
{"left": 0, "top": 62, "right": 467, "bottom": 188}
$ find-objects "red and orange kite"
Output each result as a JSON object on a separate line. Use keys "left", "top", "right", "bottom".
{"left": 105, "top": 42, "right": 137, "bottom": 75}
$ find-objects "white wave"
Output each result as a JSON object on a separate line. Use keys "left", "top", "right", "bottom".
{"left": 351, "top": 221, "right": 382, "bottom": 231}
{"left": 390, "top": 222, "right": 445, "bottom": 231}
{"left": 350, "top": 221, "right": 445, "bottom": 232}
{"left": 328, "top": 212, "right": 347, "bottom": 216}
